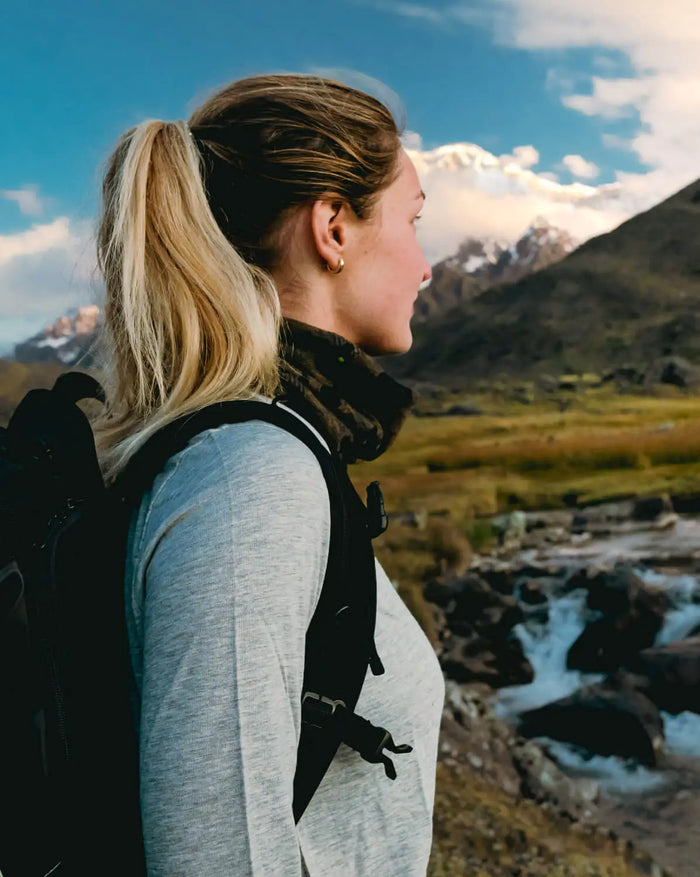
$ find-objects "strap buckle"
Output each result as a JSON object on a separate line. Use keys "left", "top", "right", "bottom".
{"left": 301, "top": 691, "right": 346, "bottom": 729}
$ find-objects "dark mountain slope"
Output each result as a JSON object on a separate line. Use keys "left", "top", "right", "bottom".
{"left": 390, "top": 177, "right": 700, "bottom": 385}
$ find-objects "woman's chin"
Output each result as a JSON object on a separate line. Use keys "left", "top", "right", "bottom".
{"left": 362, "top": 330, "right": 413, "bottom": 357}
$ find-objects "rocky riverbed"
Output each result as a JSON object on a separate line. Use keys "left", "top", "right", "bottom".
{"left": 428, "top": 495, "right": 700, "bottom": 877}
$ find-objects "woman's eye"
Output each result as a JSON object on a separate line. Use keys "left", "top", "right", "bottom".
{"left": 413, "top": 214, "right": 422, "bottom": 222}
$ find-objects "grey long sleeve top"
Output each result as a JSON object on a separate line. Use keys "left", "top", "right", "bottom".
{"left": 124, "top": 401, "right": 445, "bottom": 876}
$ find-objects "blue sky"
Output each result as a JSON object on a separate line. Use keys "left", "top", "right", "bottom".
{"left": 1, "top": 0, "right": 699, "bottom": 351}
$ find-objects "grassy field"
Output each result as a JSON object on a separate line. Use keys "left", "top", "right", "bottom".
{"left": 351, "top": 385, "right": 700, "bottom": 520}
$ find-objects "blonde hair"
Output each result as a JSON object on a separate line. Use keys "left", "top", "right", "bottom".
{"left": 94, "top": 74, "right": 402, "bottom": 481}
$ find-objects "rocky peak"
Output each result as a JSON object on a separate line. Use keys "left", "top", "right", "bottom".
{"left": 414, "top": 219, "right": 579, "bottom": 325}
{"left": 14, "top": 305, "right": 102, "bottom": 366}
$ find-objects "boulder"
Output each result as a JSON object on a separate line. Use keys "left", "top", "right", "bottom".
{"left": 441, "top": 682, "right": 601, "bottom": 821}
{"left": 571, "top": 512, "right": 589, "bottom": 534}
{"left": 584, "top": 564, "right": 667, "bottom": 615}
{"left": 424, "top": 571, "right": 534, "bottom": 689}
{"left": 426, "top": 572, "right": 523, "bottom": 631}
{"left": 632, "top": 494, "right": 674, "bottom": 522}
{"left": 624, "top": 637, "right": 700, "bottom": 714}
{"left": 511, "top": 739, "right": 599, "bottom": 818}
{"left": 518, "top": 579, "right": 548, "bottom": 605}
{"left": 520, "top": 601, "right": 549, "bottom": 626}
{"left": 423, "top": 577, "right": 461, "bottom": 610}
{"left": 478, "top": 567, "right": 517, "bottom": 595}
{"left": 567, "top": 565, "right": 669, "bottom": 672}
{"left": 450, "top": 575, "right": 523, "bottom": 638}
{"left": 440, "top": 681, "right": 522, "bottom": 798}
{"left": 671, "top": 492, "right": 700, "bottom": 514}
{"left": 518, "top": 677, "right": 665, "bottom": 766}
{"left": 660, "top": 356, "right": 700, "bottom": 389}
{"left": 441, "top": 634, "right": 534, "bottom": 688}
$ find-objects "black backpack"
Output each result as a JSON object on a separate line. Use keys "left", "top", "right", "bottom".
{"left": 0, "top": 371, "right": 411, "bottom": 876}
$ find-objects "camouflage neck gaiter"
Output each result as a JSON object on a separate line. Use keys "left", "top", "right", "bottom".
{"left": 277, "top": 318, "right": 414, "bottom": 465}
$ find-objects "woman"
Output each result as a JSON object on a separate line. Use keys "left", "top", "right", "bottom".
{"left": 94, "top": 73, "right": 445, "bottom": 876}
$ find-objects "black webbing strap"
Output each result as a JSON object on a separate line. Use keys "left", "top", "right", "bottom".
{"left": 116, "top": 399, "right": 344, "bottom": 506}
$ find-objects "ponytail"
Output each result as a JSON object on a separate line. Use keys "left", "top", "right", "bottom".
{"left": 93, "top": 119, "right": 281, "bottom": 482}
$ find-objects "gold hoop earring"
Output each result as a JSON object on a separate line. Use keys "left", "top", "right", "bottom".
{"left": 326, "top": 257, "right": 345, "bottom": 275}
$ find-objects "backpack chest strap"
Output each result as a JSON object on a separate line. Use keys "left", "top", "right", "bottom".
{"left": 301, "top": 692, "right": 412, "bottom": 780}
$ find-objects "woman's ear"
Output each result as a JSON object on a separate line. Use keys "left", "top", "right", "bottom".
{"left": 310, "top": 197, "right": 353, "bottom": 267}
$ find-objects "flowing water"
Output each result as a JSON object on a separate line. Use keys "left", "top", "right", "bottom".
{"left": 493, "top": 519, "right": 700, "bottom": 796}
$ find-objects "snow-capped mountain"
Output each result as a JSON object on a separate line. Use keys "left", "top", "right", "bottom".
{"left": 451, "top": 217, "right": 577, "bottom": 286}
{"left": 13, "top": 305, "right": 102, "bottom": 366}
{"left": 413, "top": 218, "right": 578, "bottom": 324}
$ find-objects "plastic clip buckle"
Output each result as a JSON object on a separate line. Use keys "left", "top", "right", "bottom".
{"left": 301, "top": 692, "right": 346, "bottom": 729}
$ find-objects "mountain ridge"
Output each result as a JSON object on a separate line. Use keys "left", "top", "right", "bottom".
{"left": 414, "top": 218, "right": 577, "bottom": 324}
{"left": 389, "top": 176, "right": 700, "bottom": 387}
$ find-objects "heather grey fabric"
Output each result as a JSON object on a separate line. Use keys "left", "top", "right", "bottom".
{"left": 124, "top": 401, "right": 445, "bottom": 876}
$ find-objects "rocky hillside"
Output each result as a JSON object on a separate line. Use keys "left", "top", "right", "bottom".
{"left": 391, "top": 176, "right": 700, "bottom": 387}
{"left": 414, "top": 218, "right": 577, "bottom": 325}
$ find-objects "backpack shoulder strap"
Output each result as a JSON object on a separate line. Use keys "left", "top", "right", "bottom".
{"left": 114, "top": 402, "right": 362, "bottom": 808}
{"left": 115, "top": 399, "right": 339, "bottom": 499}
{"left": 114, "top": 399, "right": 409, "bottom": 824}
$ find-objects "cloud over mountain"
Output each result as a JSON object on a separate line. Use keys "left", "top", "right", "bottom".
{"left": 561, "top": 155, "right": 600, "bottom": 180}
{"left": 408, "top": 142, "right": 630, "bottom": 265}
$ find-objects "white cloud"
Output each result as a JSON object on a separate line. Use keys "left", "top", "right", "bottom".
{"left": 350, "top": 0, "right": 447, "bottom": 24}
{"left": 561, "top": 154, "right": 600, "bottom": 180}
{"left": 0, "top": 218, "right": 73, "bottom": 266}
{"left": 507, "top": 145, "right": 540, "bottom": 168}
{"left": 483, "top": 0, "right": 700, "bottom": 204}
{"left": 407, "top": 142, "right": 630, "bottom": 264}
{"left": 561, "top": 76, "right": 651, "bottom": 120}
{"left": 601, "top": 133, "right": 634, "bottom": 152}
{"left": 375, "top": 0, "right": 445, "bottom": 22}
{"left": 544, "top": 68, "right": 583, "bottom": 94}
{"left": 1, "top": 185, "right": 45, "bottom": 217}
{"left": 0, "top": 217, "right": 99, "bottom": 353}
{"left": 401, "top": 130, "right": 423, "bottom": 150}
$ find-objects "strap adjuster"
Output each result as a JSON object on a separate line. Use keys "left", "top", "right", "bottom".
{"left": 301, "top": 691, "right": 346, "bottom": 729}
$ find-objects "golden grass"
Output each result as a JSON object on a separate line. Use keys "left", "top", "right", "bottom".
{"left": 350, "top": 389, "right": 700, "bottom": 519}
